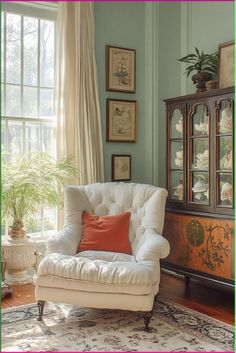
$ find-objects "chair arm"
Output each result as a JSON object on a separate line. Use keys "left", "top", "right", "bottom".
{"left": 135, "top": 230, "right": 170, "bottom": 262}
{"left": 46, "top": 224, "right": 82, "bottom": 256}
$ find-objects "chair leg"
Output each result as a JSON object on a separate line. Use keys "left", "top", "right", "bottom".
{"left": 37, "top": 300, "right": 46, "bottom": 321}
{"left": 143, "top": 310, "right": 153, "bottom": 331}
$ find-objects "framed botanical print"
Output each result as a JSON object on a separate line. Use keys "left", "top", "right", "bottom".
{"left": 218, "top": 40, "right": 234, "bottom": 88}
{"left": 106, "top": 45, "right": 136, "bottom": 93}
{"left": 112, "top": 154, "right": 131, "bottom": 181}
{"left": 106, "top": 99, "right": 137, "bottom": 142}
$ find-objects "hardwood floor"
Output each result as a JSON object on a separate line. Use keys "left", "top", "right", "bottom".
{"left": 159, "top": 270, "right": 234, "bottom": 325}
{"left": 1, "top": 271, "right": 234, "bottom": 325}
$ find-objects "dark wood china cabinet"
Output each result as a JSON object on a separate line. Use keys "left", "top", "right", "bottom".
{"left": 162, "top": 86, "right": 234, "bottom": 287}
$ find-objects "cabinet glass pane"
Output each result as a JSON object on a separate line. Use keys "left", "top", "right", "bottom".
{"left": 191, "top": 138, "right": 208, "bottom": 170}
{"left": 218, "top": 102, "right": 232, "bottom": 134}
{"left": 192, "top": 172, "right": 209, "bottom": 203}
{"left": 218, "top": 173, "right": 233, "bottom": 206}
{"left": 170, "top": 109, "right": 183, "bottom": 138}
{"left": 171, "top": 141, "right": 183, "bottom": 169}
{"left": 192, "top": 104, "right": 209, "bottom": 136}
{"left": 218, "top": 136, "right": 232, "bottom": 170}
{"left": 169, "top": 171, "right": 183, "bottom": 201}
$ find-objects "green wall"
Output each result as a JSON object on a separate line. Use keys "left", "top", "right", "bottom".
{"left": 181, "top": 2, "right": 234, "bottom": 94}
{"left": 95, "top": 2, "right": 146, "bottom": 183}
{"left": 95, "top": 2, "right": 234, "bottom": 186}
{"left": 157, "top": 3, "right": 181, "bottom": 187}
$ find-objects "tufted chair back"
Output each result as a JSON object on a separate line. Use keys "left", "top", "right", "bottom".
{"left": 60, "top": 182, "right": 168, "bottom": 257}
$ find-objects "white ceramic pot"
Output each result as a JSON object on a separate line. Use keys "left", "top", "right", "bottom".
{"left": 3, "top": 237, "right": 37, "bottom": 285}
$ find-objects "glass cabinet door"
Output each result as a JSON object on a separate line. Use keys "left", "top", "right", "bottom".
{"left": 216, "top": 99, "right": 233, "bottom": 208}
{"left": 188, "top": 104, "right": 210, "bottom": 205}
{"left": 168, "top": 108, "right": 184, "bottom": 202}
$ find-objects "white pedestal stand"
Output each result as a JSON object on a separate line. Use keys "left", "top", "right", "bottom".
{"left": 2, "top": 237, "right": 39, "bottom": 285}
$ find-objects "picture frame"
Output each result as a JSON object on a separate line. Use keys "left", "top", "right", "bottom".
{"left": 106, "top": 99, "right": 137, "bottom": 142}
{"left": 106, "top": 45, "right": 136, "bottom": 93}
{"left": 218, "top": 40, "right": 234, "bottom": 88}
{"left": 112, "top": 154, "right": 131, "bottom": 182}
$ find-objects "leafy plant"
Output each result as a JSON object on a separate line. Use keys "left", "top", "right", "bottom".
{"left": 178, "top": 48, "right": 218, "bottom": 77}
{"left": 2, "top": 152, "right": 78, "bottom": 234}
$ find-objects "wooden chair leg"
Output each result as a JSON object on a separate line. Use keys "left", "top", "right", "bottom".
{"left": 37, "top": 300, "right": 46, "bottom": 321}
{"left": 143, "top": 310, "right": 153, "bottom": 331}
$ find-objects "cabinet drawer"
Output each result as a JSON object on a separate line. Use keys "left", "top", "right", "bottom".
{"left": 163, "top": 212, "right": 234, "bottom": 281}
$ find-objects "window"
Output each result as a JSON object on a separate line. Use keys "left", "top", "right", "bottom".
{"left": 1, "top": 4, "right": 57, "bottom": 238}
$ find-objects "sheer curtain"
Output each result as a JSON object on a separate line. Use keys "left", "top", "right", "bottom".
{"left": 55, "top": 2, "right": 104, "bottom": 185}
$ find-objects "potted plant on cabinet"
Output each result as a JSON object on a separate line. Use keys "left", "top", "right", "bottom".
{"left": 2, "top": 152, "right": 78, "bottom": 284}
{"left": 178, "top": 48, "right": 218, "bottom": 92}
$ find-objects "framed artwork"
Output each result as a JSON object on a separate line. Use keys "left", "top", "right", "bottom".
{"left": 112, "top": 154, "right": 131, "bottom": 181}
{"left": 218, "top": 40, "right": 234, "bottom": 88}
{"left": 106, "top": 99, "right": 137, "bottom": 142}
{"left": 106, "top": 45, "right": 136, "bottom": 93}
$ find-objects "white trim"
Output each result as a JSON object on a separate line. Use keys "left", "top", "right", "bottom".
{"left": 21, "top": 2, "right": 58, "bottom": 11}
{"left": 144, "top": 3, "right": 159, "bottom": 185}
{"left": 2, "top": 2, "right": 57, "bottom": 21}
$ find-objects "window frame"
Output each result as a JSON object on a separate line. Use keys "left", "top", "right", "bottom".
{"left": 1, "top": 2, "right": 57, "bottom": 240}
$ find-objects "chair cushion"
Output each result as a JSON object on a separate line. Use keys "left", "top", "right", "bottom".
{"left": 37, "top": 253, "right": 159, "bottom": 288}
{"left": 77, "top": 211, "right": 132, "bottom": 255}
{"left": 77, "top": 250, "right": 136, "bottom": 262}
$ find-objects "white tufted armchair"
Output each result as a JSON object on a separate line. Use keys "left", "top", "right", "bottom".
{"left": 34, "top": 182, "right": 170, "bottom": 330}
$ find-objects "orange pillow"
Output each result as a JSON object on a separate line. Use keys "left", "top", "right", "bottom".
{"left": 77, "top": 211, "right": 132, "bottom": 255}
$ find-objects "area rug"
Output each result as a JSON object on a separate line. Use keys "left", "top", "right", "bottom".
{"left": 2, "top": 297, "right": 234, "bottom": 352}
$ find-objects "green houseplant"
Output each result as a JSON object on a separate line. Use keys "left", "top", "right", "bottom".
{"left": 178, "top": 48, "right": 218, "bottom": 92}
{"left": 2, "top": 152, "right": 78, "bottom": 239}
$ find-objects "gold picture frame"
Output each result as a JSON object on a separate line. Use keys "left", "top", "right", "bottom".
{"left": 106, "top": 45, "right": 136, "bottom": 93}
{"left": 106, "top": 99, "right": 137, "bottom": 142}
{"left": 218, "top": 40, "right": 234, "bottom": 88}
{"left": 112, "top": 154, "right": 131, "bottom": 181}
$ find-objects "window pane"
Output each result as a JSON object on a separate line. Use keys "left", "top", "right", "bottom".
{"left": 6, "top": 13, "right": 21, "bottom": 84}
{"left": 42, "top": 123, "right": 54, "bottom": 154}
{"left": 1, "top": 12, "right": 4, "bottom": 83}
{"left": 7, "top": 121, "right": 23, "bottom": 158}
{"left": 1, "top": 120, "right": 6, "bottom": 152}
{"left": 6, "top": 84, "right": 21, "bottom": 116}
{"left": 23, "top": 17, "right": 38, "bottom": 86}
{"left": 44, "top": 207, "right": 56, "bottom": 232}
{"left": 40, "top": 88, "right": 53, "bottom": 118}
{"left": 1, "top": 83, "right": 5, "bottom": 115}
{"left": 26, "top": 122, "right": 41, "bottom": 152}
{"left": 40, "top": 20, "right": 54, "bottom": 87}
{"left": 26, "top": 211, "right": 42, "bottom": 234}
{"left": 23, "top": 86, "right": 37, "bottom": 117}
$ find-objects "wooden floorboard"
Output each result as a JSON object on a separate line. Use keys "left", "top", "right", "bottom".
{"left": 1, "top": 272, "right": 234, "bottom": 325}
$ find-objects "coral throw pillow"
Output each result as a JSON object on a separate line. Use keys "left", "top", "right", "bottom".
{"left": 77, "top": 211, "right": 132, "bottom": 255}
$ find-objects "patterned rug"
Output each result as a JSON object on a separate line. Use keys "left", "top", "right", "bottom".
{"left": 2, "top": 297, "right": 234, "bottom": 352}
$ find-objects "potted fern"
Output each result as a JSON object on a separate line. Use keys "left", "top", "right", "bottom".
{"left": 2, "top": 152, "right": 78, "bottom": 284}
{"left": 2, "top": 152, "right": 78, "bottom": 239}
{"left": 178, "top": 48, "right": 218, "bottom": 92}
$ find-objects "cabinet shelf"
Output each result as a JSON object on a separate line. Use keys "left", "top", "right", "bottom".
{"left": 189, "top": 169, "right": 209, "bottom": 172}
{"left": 188, "top": 135, "right": 209, "bottom": 139}
{"left": 216, "top": 169, "right": 233, "bottom": 173}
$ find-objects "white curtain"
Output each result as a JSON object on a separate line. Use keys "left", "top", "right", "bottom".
{"left": 55, "top": 2, "right": 104, "bottom": 185}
